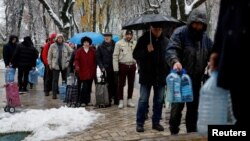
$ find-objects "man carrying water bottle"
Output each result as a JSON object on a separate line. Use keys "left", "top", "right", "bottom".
{"left": 165, "top": 8, "right": 213, "bottom": 134}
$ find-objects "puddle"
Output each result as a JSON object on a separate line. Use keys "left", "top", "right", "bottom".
{"left": 0, "top": 132, "right": 31, "bottom": 141}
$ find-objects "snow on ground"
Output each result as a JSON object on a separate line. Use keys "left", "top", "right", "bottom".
{"left": 0, "top": 107, "right": 101, "bottom": 141}
{"left": 0, "top": 59, "right": 5, "bottom": 70}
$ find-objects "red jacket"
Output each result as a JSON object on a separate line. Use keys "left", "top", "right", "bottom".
{"left": 74, "top": 47, "right": 96, "bottom": 80}
{"left": 41, "top": 33, "right": 57, "bottom": 66}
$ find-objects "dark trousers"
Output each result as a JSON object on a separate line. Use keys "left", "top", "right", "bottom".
{"left": 52, "top": 69, "right": 67, "bottom": 95}
{"left": 117, "top": 63, "right": 136, "bottom": 100}
{"left": 18, "top": 66, "right": 32, "bottom": 90}
{"left": 78, "top": 79, "right": 93, "bottom": 105}
{"left": 169, "top": 81, "right": 200, "bottom": 134}
{"left": 44, "top": 66, "right": 53, "bottom": 93}
{"left": 106, "top": 70, "right": 118, "bottom": 104}
{"left": 230, "top": 83, "right": 248, "bottom": 129}
{"left": 136, "top": 84, "right": 164, "bottom": 126}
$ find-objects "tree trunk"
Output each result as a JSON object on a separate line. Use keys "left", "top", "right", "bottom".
{"left": 104, "top": 1, "right": 111, "bottom": 32}
{"left": 193, "top": 0, "right": 206, "bottom": 10}
{"left": 17, "top": 0, "right": 25, "bottom": 37}
{"left": 178, "top": 0, "right": 188, "bottom": 21}
{"left": 28, "top": 0, "right": 33, "bottom": 37}
{"left": 42, "top": 6, "right": 49, "bottom": 38}
{"left": 92, "top": 0, "right": 97, "bottom": 32}
{"left": 170, "top": 0, "right": 178, "bottom": 19}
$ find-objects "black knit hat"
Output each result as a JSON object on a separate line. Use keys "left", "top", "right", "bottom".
{"left": 125, "top": 30, "right": 133, "bottom": 35}
{"left": 103, "top": 32, "right": 112, "bottom": 36}
{"left": 81, "top": 36, "right": 92, "bottom": 45}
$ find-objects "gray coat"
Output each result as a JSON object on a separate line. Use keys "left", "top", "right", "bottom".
{"left": 48, "top": 42, "right": 72, "bottom": 70}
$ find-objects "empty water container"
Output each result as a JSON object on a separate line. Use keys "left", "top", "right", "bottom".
{"left": 5, "top": 67, "right": 16, "bottom": 83}
{"left": 28, "top": 69, "right": 39, "bottom": 84}
{"left": 181, "top": 69, "right": 193, "bottom": 102}
{"left": 197, "top": 71, "right": 234, "bottom": 136}
{"left": 166, "top": 70, "right": 182, "bottom": 103}
{"left": 59, "top": 81, "right": 67, "bottom": 100}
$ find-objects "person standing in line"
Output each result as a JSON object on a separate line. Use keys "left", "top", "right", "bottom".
{"left": 133, "top": 23, "right": 170, "bottom": 132}
{"left": 42, "top": 33, "right": 57, "bottom": 96}
{"left": 11, "top": 36, "right": 38, "bottom": 93}
{"left": 96, "top": 32, "right": 118, "bottom": 106}
{"left": 165, "top": 8, "right": 213, "bottom": 134}
{"left": 3, "top": 35, "right": 18, "bottom": 68}
{"left": 74, "top": 37, "right": 96, "bottom": 106}
{"left": 48, "top": 34, "right": 72, "bottom": 99}
{"left": 209, "top": 0, "right": 249, "bottom": 130}
{"left": 113, "top": 30, "right": 137, "bottom": 109}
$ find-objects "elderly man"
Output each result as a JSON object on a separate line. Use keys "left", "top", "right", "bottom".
{"left": 133, "top": 23, "right": 170, "bottom": 132}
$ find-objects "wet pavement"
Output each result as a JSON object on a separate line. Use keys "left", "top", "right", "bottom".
{"left": 0, "top": 69, "right": 207, "bottom": 141}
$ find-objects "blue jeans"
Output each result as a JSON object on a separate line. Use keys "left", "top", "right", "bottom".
{"left": 136, "top": 84, "right": 164, "bottom": 126}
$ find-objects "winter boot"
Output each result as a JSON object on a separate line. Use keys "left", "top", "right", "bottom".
{"left": 118, "top": 100, "right": 124, "bottom": 109}
{"left": 127, "top": 99, "right": 135, "bottom": 107}
{"left": 52, "top": 93, "right": 57, "bottom": 99}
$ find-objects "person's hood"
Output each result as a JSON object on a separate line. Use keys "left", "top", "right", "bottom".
{"left": 49, "top": 33, "right": 57, "bottom": 44}
{"left": 54, "top": 34, "right": 65, "bottom": 43}
{"left": 22, "top": 36, "right": 33, "bottom": 47}
{"left": 8, "top": 35, "right": 18, "bottom": 44}
{"left": 187, "top": 8, "right": 207, "bottom": 30}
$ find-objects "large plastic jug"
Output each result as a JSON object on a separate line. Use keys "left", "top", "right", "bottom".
{"left": 181, "top": 69, "right": 193, "bottom": 102}
{"left": 5, "top": 67, "right": 16, "bottom": 83}
{"left": 28, "top": 69, "right": 39, "bottom": 84}
{"left": 59, "top": 81, "right": 67, "bottom": 100}
{"left": 166, "top": 70, "right": 182, "bottom": 103}
{"left": 197, "top": 71, "right": 235, "bottom": 136}
{"left": 36, "top": 58, "right": 45, "bottom": 77}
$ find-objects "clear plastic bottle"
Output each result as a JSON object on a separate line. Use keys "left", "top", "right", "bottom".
{"left": 181, "top": 69, "right": 193, "bottom": 102}
{"left": 59, "top": 81, "right": 67, "bottom": 100}
{"left": 166, "top": 70, "right": 182, "bottom": 103}
{"left": 197, "top": 71, "right": 231, "bottom": 136}
{"left": 5, "top": 67, "right": 15, "bottom": 83}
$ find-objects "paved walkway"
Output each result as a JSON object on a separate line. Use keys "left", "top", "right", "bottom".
{"left": 0, "top": 70, "right": 207, "bottom": 141}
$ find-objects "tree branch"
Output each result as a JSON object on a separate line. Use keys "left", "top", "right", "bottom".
{"left": 193, "top": 0, "right": 206, "bottom": 9}
{"left": 37, "top": 0, "right": 63, "bottom": 29}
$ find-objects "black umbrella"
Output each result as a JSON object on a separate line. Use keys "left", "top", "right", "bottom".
{"left": 122, "top": 14, "right": 183, "bottom": 43}
{"left": 122, "top": 14, "right": 182, "bottom": 30}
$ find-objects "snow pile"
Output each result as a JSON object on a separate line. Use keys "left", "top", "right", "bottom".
{"left": 0, "top": 59, "right": 5, "bottom": 70}
{"left": 0, "top": 107, "right": 101, "bottom": 141}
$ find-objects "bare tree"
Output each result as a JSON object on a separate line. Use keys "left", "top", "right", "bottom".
{"left": 37, "top": 0, "right": 75, "bottom": 38}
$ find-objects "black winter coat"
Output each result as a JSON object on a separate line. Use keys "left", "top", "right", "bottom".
{"left": 212, "top": 0, "right": 250, "bottom": 89}
{"left": 133, "top": 32, "right": 170, "bottom": 86}
{"left": 96, "top": 41, "right": 115, "bottom": 72}
{"left": 12, "top": 42, "right": 39, "bottom": 68}
{"left": 166, "top": 26, "right": 212, "bottom": 81}
{"left": 3, "top": 35, "right": 18, "bottom": 67}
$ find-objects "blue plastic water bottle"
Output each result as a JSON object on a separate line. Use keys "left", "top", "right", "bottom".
{"left": 29, "top": 69, "right": 39, "bottom": 84}
{"left": 166, "top": 70, "right": 182, "bottom": 103}
{"left": 5, "top": 67, "right": 15, "bottom": 83}
{"left": 59, "top": 81, "right": 67, "bottom": 100}
{"left": 181, "top": 69, "right": 193, "bottom": 102}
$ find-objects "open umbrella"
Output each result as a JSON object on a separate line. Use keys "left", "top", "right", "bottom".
{"left": 112, "top": 34, "right": 120, "bottom": 43}
{"left": 122, "top": 14, "right": 183, "bottom": 43}
{"left": 69, "top": 32, "right": 104, "bottom": 45}
{"left": 122, "top": 14, "right": 182, "bottom": 30}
